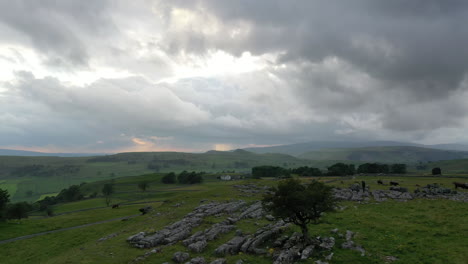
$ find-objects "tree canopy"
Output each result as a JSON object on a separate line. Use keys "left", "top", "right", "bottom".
{"left": 161, "top": 172, "right": 177, "bottom": 184}
{"left": 262, "top": 178, "right": 337, "bottom": 242}
{"left": 138, "top": 181, "right": 149, "bottom": 192}
{"left": 102, "top": 183, "right": 115, "bottom": 206}
{"left": 252, "top": 166, "right": 290, "bottom": 178}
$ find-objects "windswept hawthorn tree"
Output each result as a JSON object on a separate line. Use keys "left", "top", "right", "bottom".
{"left": 262, "top": 178, "right": 337, "bottom": 242}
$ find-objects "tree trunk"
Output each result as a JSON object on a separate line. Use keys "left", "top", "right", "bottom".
{"left": 300, "top": 223, "right": 311, "bottom": 244}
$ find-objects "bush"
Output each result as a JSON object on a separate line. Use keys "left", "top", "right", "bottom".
{"left": 252, "top": 166, "right": 290, "bottom": 178}
{"left": 6, "top": 202, "right": 32, "bottom": 220}
{"left": 161, "top": 172, "right": 176, "bottom": 184}
{"left": 327, "top": 163, "right": 355, "bottom": 176}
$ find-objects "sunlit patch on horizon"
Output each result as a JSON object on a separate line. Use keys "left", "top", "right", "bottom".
{"left": 214, "top": 143, "right": 232, "bottom": 151}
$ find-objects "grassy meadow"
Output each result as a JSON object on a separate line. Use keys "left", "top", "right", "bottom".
{"left": 0, "top": 173, "right": 467, "bottom": 264}
{"left": 0, "top": 150, "right": 322, "bottom": 202}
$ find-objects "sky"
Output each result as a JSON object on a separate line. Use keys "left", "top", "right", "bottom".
{"left": 1, "top": 0, "right": 468, "bottom": 153}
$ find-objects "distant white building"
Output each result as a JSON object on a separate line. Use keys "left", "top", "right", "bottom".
{"left": 220, "top": 175, "right": 232, "bottom": 181}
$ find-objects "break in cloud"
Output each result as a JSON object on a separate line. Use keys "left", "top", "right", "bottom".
{"left": 1, "top": 0, "right": 468, "bottom": 153}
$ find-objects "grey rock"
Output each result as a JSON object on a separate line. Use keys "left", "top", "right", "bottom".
{"left": 345, "top": 230, "right": 354, "bottom": 241}
{"left": 265, "top": 214, "right": 275, "bottom": 221}
{"left": 188, "top": 240, "right": 207, "bottom": 253}
{"left": 209, "top": 259, "right": 227, "bottom": 264}
{"left": 325, "top": 252, "right": 334, "bottom": 261}
{"left": 98, "top": 232, "right": 119, "bottom": 242}
{"left": 235, "top": 260, "right": 244, "bottom": 264}
{"left": 185, "top": 257, "right": 206, "bottom": 264}
{"left": 215, "top": 236, "right": 247, "bottom": 256}
{"left": 330, "top": 228, "right": 339, "bottom": 234}
{"left": 319, "top": 237, "right": 335, "bottom": 250}
{"left": 172, "top": 252, "right": 190, "bottom": 263}
{"left": 128, "top": 201, "right": 246, "bottom": 248}
{"left": 385, "top": 256, "right": 398, "bottom": 262}
{"left": 300, "top": 245, "right": 315, "bottom": 260}
{"left": 127, "top": 232, "right": 146, "bottom": 243}
{"left": 315, "top": 261, "right": 328, "bottom": 264}
{"left": 342, "top": 240, "right": 365, "bottom": 256}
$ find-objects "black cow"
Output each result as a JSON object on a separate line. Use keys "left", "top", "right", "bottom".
{"left": 112, "top": 204, "right": 120, "bottom": 209}
{"left": 453, "top": 182, "right": 468, "bottom": 189}
{"left": 377, "top": 180, "right": 384, "bottom": 185}
{"left": 390, "top": 181, "right": 399, "bottom": 186}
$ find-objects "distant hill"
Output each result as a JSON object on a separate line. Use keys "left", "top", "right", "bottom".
{"left": 0, "top": 148, "right": 107, "bottom": 157}
{"left": 0, "top": 149, "right": 318, "bottom": 202}
{"left": 243, "top": 140, "right": 468, "bottom": 156}
{"left": 299, "top": 146, "right": 468, "bottom": 163}
{"left": 428, "top": 144, "right": 468, "bottom": 152}
{"left": 243, "top": 141, "right": 423, "bottom": 156}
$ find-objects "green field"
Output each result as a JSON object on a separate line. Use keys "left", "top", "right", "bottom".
{"left": 0, "top": 173, "right": 467, "bottom": 264}
{"left": 0, "top": 150, "right": 318, "bottom": 202}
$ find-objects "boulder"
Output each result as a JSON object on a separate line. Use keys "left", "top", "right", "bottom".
{"left": 215, "top": 236, "right": 246, "bottom": 256}
{"left": 172, "top": 252, "right": 190, "bottom": 263}
{"left": 185, "top": 257, "right": 206, "bottom": 264}
{"left": 188, "top": 240, "right": 207, "bottom": 253}
{"left": 209, "top": 259, "right": 227, "bottom": 264}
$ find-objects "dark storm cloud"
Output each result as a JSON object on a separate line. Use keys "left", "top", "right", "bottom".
{"left": 168, "top": 0, "right": 468, "bottom": 98}
{"left": 2, "top": 0, "right": 468, "bottom": 152}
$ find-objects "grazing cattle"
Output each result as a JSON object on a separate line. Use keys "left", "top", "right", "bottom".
{"left": 453, "top": 182, "right": 468, "bottom": 189}
{"left": 390, "top": 181, "right": 399, "bottom": 186}
{"left": 377, "top": 180, "right": 384, "bottom": 185}
{"left": 112, "top": 204, "right": 120, "bottom": 209}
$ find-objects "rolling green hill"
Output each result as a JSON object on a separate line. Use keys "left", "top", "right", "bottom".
{"left": 299, "top": 146, "right": 468, "bottom": 163}
{"left": 0, "top": 150, "right": 316, "bottom": 202}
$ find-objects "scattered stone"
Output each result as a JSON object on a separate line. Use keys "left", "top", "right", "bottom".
{"left": 215, "top": 220, "right": 290, "bottom": 256}
{"left": 209, "top": 259, "right": 227, "bottom": 264}
{"left": 315, "top": 260, "right": 328, "bottom": 264}
{"left": 128, "top": 201, "right": 247, "bottom": 248}
{"left": 235, "top": 260, "right": 244, "bottom": 264}
{"left": 265, "top": 214, "right": 275, "bottom": 221}
{"left": 330, "top": 228, "right": 339, "bottom": 234}
{"left": 97, "top": 232, "right": 119, "bottom": 242}
{"left": 172, "top": 252, "right": 190, "bottom": 263}
{"left": 325, "top": 252, "right": 334, "bottom": 261}
{"left": 318, "top": 237, "right": 335, "bottom": 250}
{"left": 185, "top": 257, "right": 206, "bottom": 264}
{"left": 187, "top": 240, "right": 207, "bottom": 253}
{"left": 345, "top": 230, "right": 354, "bottom": 241}
{"left": 127, "top": 232, "right": 146, "bottom": 243}
{"left": 300, "top": 245, "right": 315, "bottom": 260}
{"left": 341, "top": 240, "right": 365, "bottom": 256}
{"left": 215, "top": 236, "right": 246, "bottom": 255}
{"left": 384, "top": 256, "right": 399, "bottom": 262}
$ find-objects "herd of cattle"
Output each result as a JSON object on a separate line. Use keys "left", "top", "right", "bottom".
{"left": 375, "top": 179, "right": 468, "bottom": 189}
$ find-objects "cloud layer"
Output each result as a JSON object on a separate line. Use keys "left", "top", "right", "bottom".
{"left": 1, "top": 0, "right": 468, "bottom": 152}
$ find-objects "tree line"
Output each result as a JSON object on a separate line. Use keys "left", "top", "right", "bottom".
{"left": 252, "top": 162, "right": 407, "bottom": 178}
{"left": 161, "top": 171, "right": 204, "bottom": 184}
